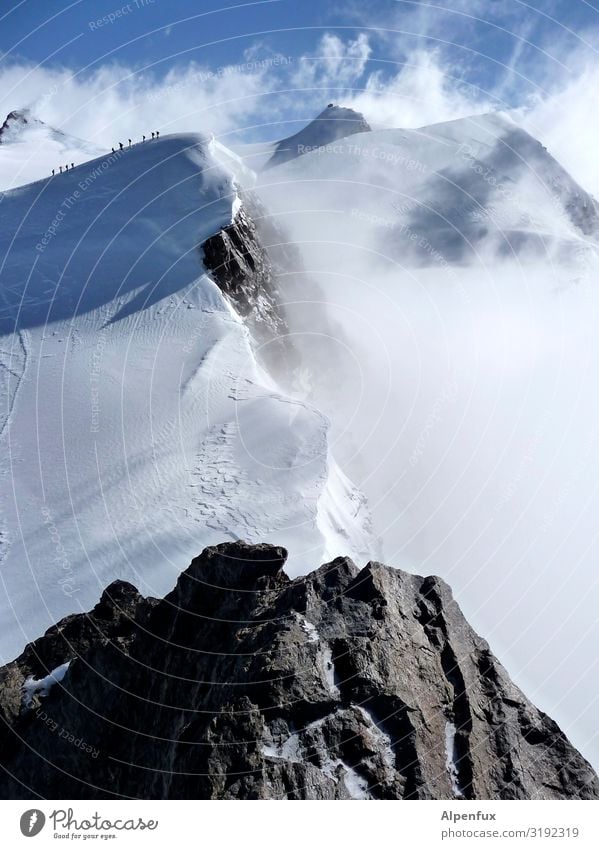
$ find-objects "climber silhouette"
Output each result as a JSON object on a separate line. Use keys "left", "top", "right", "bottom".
{"left": 59, "top": 166, "right": 63, "bottom": 173}
{"left": 142, "top": 135, "right": 146, "bottom": 142}
{"left": 128, "top": 138, "right": 131, "bottom": 147}
{"left": 156, "top": 130, "right": 159, "bottom": 138}
{"left": 65, "top": 164, "right": 68, "bottom": 171}
{"left": 112, "top": 147, "right": 115, "bottom": 153}
{"left": 119, "top": 142, "right": 123, "bottom": 150}
{"left": 51, "top": 169, "right": 55, "bottom": 176}
{"left": 151, "top": 132, "right": 154, "bottom": 139}
{"left": 71, "top": 163, "right": 74, "bottom": 169}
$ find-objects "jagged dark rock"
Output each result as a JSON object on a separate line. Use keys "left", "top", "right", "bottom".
{"left": 0, "top": 541, "right": 596, "bottom": 800}
{"left": 200, "top": 197, "right": 298, "bottom": 374}
{"left": 201, "top": 192, "right": 363, "bottom": 423}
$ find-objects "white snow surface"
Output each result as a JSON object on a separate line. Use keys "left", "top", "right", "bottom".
{"left": 296, "top": 613, "right": 319, "bottom": 643}
{"left": 0, "top": 110, "right": 106, "bottom": 190}
{"left": 22, "top": 660, "right": 71, "bottom": 708}
{"left": 250, "top": 111, "right": 599, "bottom": 267}
{"left": 0, "top": 131, "right": 372, "bottom": 661}
{"left": 444, "top": 721, "right": 464, "bottom": 798}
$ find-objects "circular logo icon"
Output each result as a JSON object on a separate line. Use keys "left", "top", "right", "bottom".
{"left": 19, "top": 810, "right": 46, "bottom": 837}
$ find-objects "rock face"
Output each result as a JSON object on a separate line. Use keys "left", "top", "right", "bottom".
{"left": 203, "top": 194, "right": 364, "bottom": 414}
{"left": 0, "top": 542, "right": 597, "bottom": 800}
{"left": 201, "top": 198, "right": 291, "bottom": 365}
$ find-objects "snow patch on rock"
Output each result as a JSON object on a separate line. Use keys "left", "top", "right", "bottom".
{"left": 22, "top": 661, "right": 71, "bottom": 708}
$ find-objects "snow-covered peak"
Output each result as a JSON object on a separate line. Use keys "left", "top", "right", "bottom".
{"left": 0, "top": 108, "right": 41, "bottom": 139}
{"left": 255, "top": 108, "right": 599, "bottom": 266}
{"left": 264, "top": 104, "right": 371, "bottom": 169}
{"left": 0, "top": 108, "right": 106, "bottom": 190}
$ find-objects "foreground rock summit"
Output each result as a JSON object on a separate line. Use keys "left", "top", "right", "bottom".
{"left": 0, "top": 542, "right": 596, "bottom": 800}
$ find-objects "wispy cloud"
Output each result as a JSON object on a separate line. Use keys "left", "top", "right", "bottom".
{"left": 0, "top": 22, "right": 598, "bottom": 192}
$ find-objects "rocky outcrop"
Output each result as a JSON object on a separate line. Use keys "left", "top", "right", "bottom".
{"left": 201, "top": 192, "right": 362, "bottom": 422}
{"left": 0, "top": 542, "right": 597, "bottom": 800}
{"left": 201, "top": 198, "right": 293, "bottom": 371}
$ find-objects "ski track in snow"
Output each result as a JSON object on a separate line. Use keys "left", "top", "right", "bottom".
{"left": 0, "top": 329, "right": 28, "bottom": 441}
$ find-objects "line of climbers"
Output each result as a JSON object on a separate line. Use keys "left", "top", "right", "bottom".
{"left": 51, "top": 131, "right": 161, "bottom": 176}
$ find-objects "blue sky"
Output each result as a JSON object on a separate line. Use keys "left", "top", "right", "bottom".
{"left": 0, "top": 0, "right": 597, "bottom": 157}
{"left": 2, "top": 1, "right": 597, "bottom": 98}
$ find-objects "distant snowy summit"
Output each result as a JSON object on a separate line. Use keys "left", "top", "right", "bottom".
{"left": 0, "top": 108, "right": 39, "bottom": 140}
{"left": 0, "top": 108, "right": 105, "bottom": 188}
{"left": 252, "top": 107, "right": 599, "bottom": 268}
{"left": 264, "top": 104, "right": 371, "bottom": 169}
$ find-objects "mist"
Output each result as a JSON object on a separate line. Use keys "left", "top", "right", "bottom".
{"left": 248, "top": 141, "right": 599, "bottom": 770}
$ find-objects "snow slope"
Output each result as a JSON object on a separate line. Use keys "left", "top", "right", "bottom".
{"left": 230, "top": 105, "right": 371, "bottom": 174}
{"left": 0, "top": 109, "right": 106, "bottom": 190}
{"left": 264, "top": 104, "right": 371, "bottom": 170}
{"left": 0, "top": 132, "right": 372, "bottom": 661}
{"left": 252, "top": 111, "right": 599, "bottom": 268}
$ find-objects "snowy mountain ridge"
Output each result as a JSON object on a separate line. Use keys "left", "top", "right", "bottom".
{"left": 0, "top": 108, "right": 106, "bottom": 189}
{"left": 250, "top": 109, "right": 599, "bottom": 272}
{"left": 0, "top": 126, "right": 373, "bottom": 661}
{"left": 1, "top": 103, "right": 599, "bottom": 776}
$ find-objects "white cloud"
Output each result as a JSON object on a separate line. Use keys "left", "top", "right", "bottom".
{"left": 0, "top": 59, "right": 271, "bottom": 145}
{"left": 291, "top": 32, "right": 372, "bottom": 90}
{"left": 0, "top": 30, "right": 598, "bottom": 198}
{"left": 344, "top": 49, "right": 492, "bottom": 129}
{"left": 519, "top": 63, "right": 599, "bottom": 198}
